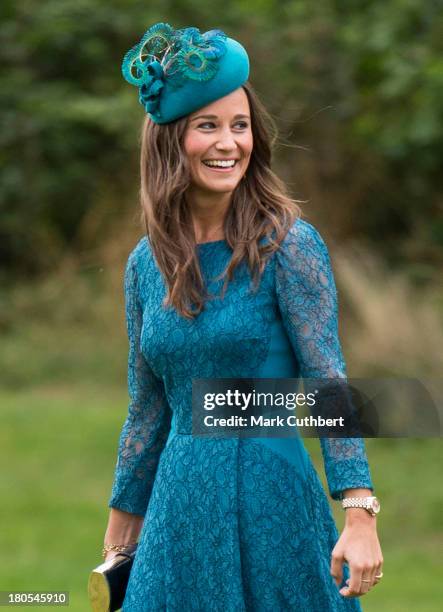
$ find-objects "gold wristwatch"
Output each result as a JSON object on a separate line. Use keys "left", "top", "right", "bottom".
{"left": 341, "top": 496, "right": 380, "bottom": 516}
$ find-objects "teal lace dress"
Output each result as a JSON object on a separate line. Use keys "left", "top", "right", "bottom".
{"left": 108, "top": 218, "right": 373, "bottom": 611}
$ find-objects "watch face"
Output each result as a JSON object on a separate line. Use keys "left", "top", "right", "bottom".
{"left": 371, "top": 498, "right": 381, "bottom": 513}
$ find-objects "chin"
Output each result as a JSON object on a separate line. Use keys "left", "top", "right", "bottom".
{"left": 205, "top": 181, "right": 240, "bottom": 193}
{"left": 198, "top": 175, "right": 244, "bottom": 193}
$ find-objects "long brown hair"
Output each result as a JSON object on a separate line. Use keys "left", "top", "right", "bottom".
{"left": 140, "top": 81, "right": 302, "bottom": 319}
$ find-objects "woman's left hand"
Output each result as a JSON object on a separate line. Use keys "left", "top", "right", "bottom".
{"left": 330, "top": 509, "right": 384, "bottom": 598}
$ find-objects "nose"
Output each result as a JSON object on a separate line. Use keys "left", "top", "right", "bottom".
{"left": 215, "top": 128, "right": 237, "bottom": 151}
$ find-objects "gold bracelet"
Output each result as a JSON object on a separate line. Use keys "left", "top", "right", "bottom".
{"left": 102, "top": 542, "right": 137, "bottom": 559}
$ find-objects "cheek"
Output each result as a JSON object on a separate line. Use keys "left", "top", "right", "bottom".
{"left": 247, "top": 134, "right": 254, "bottom": 156}
{"left": 241, "top": 133, "right": 254, "bottom": 161}
{"left": 184, "top": 133, "right": 207, "bottom": 160}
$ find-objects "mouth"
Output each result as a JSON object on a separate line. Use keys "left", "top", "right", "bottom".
{"left": 201, "top": 159, "right": 239, "bottom": 172}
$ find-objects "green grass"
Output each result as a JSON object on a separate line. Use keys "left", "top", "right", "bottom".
{"left": 0, "top": 384, "right": 126, "bottom": 611}
{"left": 1, "top": 384, "right": 442, "bottom": 611}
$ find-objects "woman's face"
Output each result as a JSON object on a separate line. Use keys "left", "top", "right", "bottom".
{"left": 184, "top": 87, "right": 253, "bottom": 196}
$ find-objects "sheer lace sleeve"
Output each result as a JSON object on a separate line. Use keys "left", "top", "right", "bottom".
{"left": 108, "top": 250, "right": 172, "bottom": 516}
{"left": 275, "top": 219, "right": 373, "bottom": 500}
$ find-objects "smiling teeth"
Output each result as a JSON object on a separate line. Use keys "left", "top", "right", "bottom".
{"left": 203, "top": 160, "right": 236, "bottom": 167}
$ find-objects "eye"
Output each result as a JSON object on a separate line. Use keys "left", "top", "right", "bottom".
{"left": 233, "top": 121, "right": 249, "bottom": 129}
{"left": 198, "top": 122, "right": 216, "bottom": 129}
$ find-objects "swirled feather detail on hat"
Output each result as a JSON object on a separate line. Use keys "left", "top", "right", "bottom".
{"left": 121, "top": 22, "right": 250, "bottom": 124}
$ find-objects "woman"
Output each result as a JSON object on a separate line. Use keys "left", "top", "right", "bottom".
{"left": 103, "top": 23, "right": 383, "bottom": 611}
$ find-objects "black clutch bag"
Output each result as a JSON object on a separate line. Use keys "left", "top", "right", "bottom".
{"left": 88, "top": 544, "right": 138, "bottom": 612}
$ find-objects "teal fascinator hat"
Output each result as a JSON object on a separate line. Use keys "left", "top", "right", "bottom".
{"left": 121, "top": 23, "right": 250, "bottom": 124}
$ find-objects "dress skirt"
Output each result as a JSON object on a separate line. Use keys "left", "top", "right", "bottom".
{"left": 121, "top": 434, "right": 362, "bottom": 611}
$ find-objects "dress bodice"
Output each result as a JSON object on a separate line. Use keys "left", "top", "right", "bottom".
{"left": 109, "top": 218, "right": 373, "bottom": 516}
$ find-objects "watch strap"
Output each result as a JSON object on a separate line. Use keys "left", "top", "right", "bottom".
{"left": 341, "top": 496, "right": 380, "bottom": 515}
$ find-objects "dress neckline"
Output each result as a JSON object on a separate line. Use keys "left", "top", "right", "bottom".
{"left": 196, "top": 239, "right": 227, "bottom": 247}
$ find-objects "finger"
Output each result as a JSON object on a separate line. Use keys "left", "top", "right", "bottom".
{"left": 362, "top": 557, "right": 382, "bottom": 593}
{"left": 360, "top": 571, "right": 372, "bottom": 594}
{"left": 340, "top": 564, "right": 363, "bottom": 598}
{"left": 360, "top": 562, "right": 376, "bottom": 594}
{"left": 330, "top": 552, "right": 344, "bottom": 587}
{"left": 368, "top": 562, "right": 380, "bottom": 590}
{"left": 339, "top": 585, "right": 360, "bottom": 598}
{"left": 373, "top": 561, "right": 384, "bottom": 585}
{"left": 351, "top": 564, "right": 365, "bottom": 596}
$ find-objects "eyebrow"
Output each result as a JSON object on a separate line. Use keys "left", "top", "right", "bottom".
{"left": 190, "top": 113, "right": 250, "bottom": 122}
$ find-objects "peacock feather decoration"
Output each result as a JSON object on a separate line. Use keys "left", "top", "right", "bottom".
{"left": 121, "top": 23, "right": 228, "bottom": 114}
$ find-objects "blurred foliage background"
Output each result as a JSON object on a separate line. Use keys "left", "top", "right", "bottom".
{"left": 1, "top": 1, "right": 442, "bottom": 610}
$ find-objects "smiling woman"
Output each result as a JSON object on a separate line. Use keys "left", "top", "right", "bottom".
{"left": 100, "top": 22, "right": 383, "bottom": 612}
{"left": 137, "top": 79, "right": 300, "bottom": 318}
{"left": 184, "top": 90, "right": 254, "bottom": 241}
